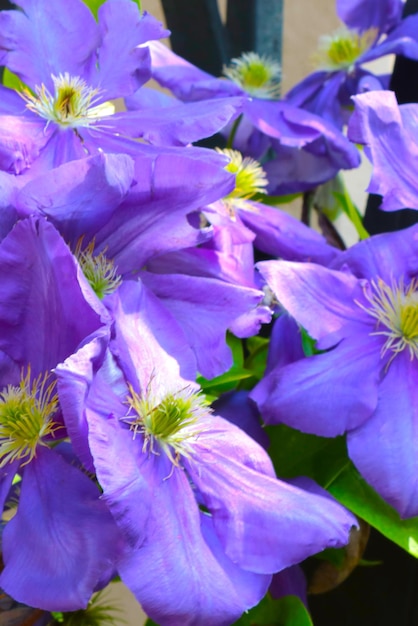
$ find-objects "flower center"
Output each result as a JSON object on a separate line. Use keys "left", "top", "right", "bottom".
{"left": 123, "top": 385, "right": 209, "bottom": 466}
{"left": 0, "top": 370, "right": 59, "bottom": 468}
{"left": 22, "top": 72, "right": 115, "bottom": 128}
{"left": 360, "top": 277, "right": 418, "bottom": 362}
{"left": 75, "top": 239, "right": 121, "bottom": 299}
{"left": 218, "top": 148, "right": 268, "bottom": 201}
{"left": 314, "top": 26, "right": 378, "bottom": 71}
{"left": 223, "top": 52, "right": 281, "bottom": 99}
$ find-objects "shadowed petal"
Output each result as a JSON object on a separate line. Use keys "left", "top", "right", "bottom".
{"left": 348, "top": 354, "right": 418, "bottom": 518}
{"left": 0, "top": 447, "right": 121, "bottom": 611}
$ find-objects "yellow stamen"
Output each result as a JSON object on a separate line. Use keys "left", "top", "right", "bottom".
{"left": 358, "top": 277, "right": 418, "bottom": 362}
{"left": 75, "top": 239, "right": 121, "bottom": 299}
{"left": 21, "top": 72, "right": 115, "bottom": 128}
{"left": 218, "top": 148, "right": 268, "bottom": 200}
{"left": 0, "top": 369, "right": 60, "bottom": 467}
{"left": 223, "top": 52, "right": 281, "bottom": 99}
{"left": 123, "top": 383, "right": 209, "bottom": 467}
{"left": 313, "top": 26, "right": 378, "bottom": 71}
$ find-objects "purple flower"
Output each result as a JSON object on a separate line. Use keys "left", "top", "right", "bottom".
{"left": 0, "top": 217, "right": 121, "bottom": 610}
{"left": 57, "top": 279, "right": 356, "bottom": 625}
{"left": 348, "top": 89, "right": 418, "bottom": 211}
{"left": 144, "top": 42, "right": 360, "bottom": 193}
{"left": 0, "top": 0, "right": 243, "bottom": 174}
{"left": 286, "top": 0, "right": 418, "bottom": 128}
{"left": 251, "top": 225, "right": 418, "bottom": 517}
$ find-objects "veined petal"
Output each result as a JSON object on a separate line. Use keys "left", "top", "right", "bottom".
{"left": 106, "top": 96, "right": 244, "bottom": 146}
{"left": 140, "top": 272, "right": 265, "bottom": 379}
{"left": 16, "top": 153, "right": 135, "bottom": 241}
{"left": 257, "top": 260, "right": 369, "bottom": 347}
{"left": 251, "top": 334, "right": 381, "bottom": 436}
{"left": 107, "top": 279, "right": 197, "bottom": 390}
{"left": 117, "top": 453, "right": 270, "bottom": 626}
{"left": 241, "top": 201, "right": 339, "bottom": 265}
{"left": 330, "top": 225, "right": 418, "bottom": 284}
{"left": 56, "top": 334, "right": 110, "bottom": 473}
{"left": 188, "top": 416, "right": 357, "bottom": 573}
{"left": 0, "top": 0, "right": 99, "bottom": 91}
{"left": 0, "top": 217, "right": 109, "bottom": 377}
{"left": 0, "top": 447, "right": 121, "bottom": 611}
{"left": 0, "top": 115, "right": 50, "bottom": 174}
{"left": 348, "top": 354, "right": 418, "bottom": 518}
{"left": 92, "top": 3, "right": 169, "bottom": 98}
{"left": 87, "top": 410, "right": 152, "bottom": 549}
{"left": 348, "top": 90, "right": 418, "bottom": 211}
{"left": 92, "top": 149, "right": 234, "bottom": 273}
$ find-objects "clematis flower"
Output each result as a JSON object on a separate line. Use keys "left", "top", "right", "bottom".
{"left": 348, "top": 89, "right": 418, "bottom": 211}
{"left": 143, "top": 41, "right": 360, "bottom": 193}
{"left": 4, "top": 148, "right": 264, "bottom": 378}
{"left": 251, "top": 224, "right": 418, "bottom": 517}
{"left": 0, "top": 216, "right": 122, "bottom": 610}
{"left": 0, "top": 0, "right": 243, "bottom": 174}
{"left": 285, "top": 0, "right": 418, "bottom": 128}
{"left": 56, "top": 279, "right": 356, "bottom": 626}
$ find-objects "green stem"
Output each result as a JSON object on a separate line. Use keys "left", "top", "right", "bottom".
{"left": 226, "top": 114, "right": 243, "bottom": 149}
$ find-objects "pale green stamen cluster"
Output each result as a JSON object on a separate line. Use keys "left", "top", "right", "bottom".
{"left": 75, "top": 240, "right": 122, "bottom": 299}
{"left": 223, "top": 52, "right": 281, "bottom": 99}
{"left": 22, "top": 72, "right": 115, "bottom": 128}
{"left": 0, "top": 370, "right": 59, "bottom": 468}
{"left": 124, "top": 384, "right": 209, "bottom": 466}
{"left": 314, "top": 26, "right": 378, "bottom": 71}
{"left": 218, "top": 148, "right": 268, "bottom": 201}
{"left": 360, "top": 277, "right": 418, "bottom": 362}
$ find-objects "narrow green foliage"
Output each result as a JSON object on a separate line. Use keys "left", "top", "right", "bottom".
{"left": 333, "top": 190, "right": 369, "bottom": 240}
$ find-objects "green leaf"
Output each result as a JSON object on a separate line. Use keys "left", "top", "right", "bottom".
{"left": 233, "top": 594, "right": 313, "bottom": 626}
{"left": 265, "top": 423, "right": 348, "bottom": 486}
{"left": 243, "top": 336, "right": 269, "bottom": 382}
{"left": 197, "top": 334, "right": 252, "bottom": 397}
{"left": 326, "top": 463, "right": 418, "bottom": 559}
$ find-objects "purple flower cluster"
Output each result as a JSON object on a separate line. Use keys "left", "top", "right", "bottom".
{"left": 0, "top": 0, "right": 417, "bottom": 624}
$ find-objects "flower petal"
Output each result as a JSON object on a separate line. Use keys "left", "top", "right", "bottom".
{"left": 117, "top": 453, "right": 270, "bottom": 626}
{"left": 251, "top": 334, "right": 381, "bottom": 436}
{"left": 0, "top": 447, "right": 121, "bottom": 611}
{"left": 348, "top": 354, "right": 418, "bottom": 518}
{"left": 188, "top": 417, "right": 357, "bottom": 573}
{"left": 0, "top": 0, "right": 99, "bottom": 91}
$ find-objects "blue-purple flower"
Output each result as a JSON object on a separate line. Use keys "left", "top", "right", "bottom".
{"left": 285, "top": 0, "right": 418, "bottom": 128}
{"left": 143, "top": 41, "right": 360, "bottom": 194}
{"left": 348, "top": 89, "right": 418, "bottom": 211}
{"left": 251, "top": 225, "right": 418, "bottom": 517}
{"left": 0, "top": 0, "right": 243, "bottom": 174}
{"left": 57, "top": 279, "right": 356, "bottom": 626}
{"left": 0, "top": 217, "right": 122, "bottom": 610}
